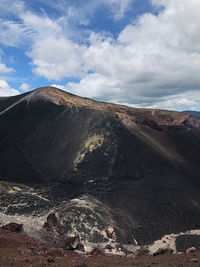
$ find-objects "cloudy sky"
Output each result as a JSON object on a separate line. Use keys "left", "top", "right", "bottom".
{"left": 0, "top": 0, "right": 200, "bottom": 110}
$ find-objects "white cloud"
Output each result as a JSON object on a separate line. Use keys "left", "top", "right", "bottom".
{"left": 0, "top": 80, "right": 19, "bottom": 96}
{"left": 0, "top": 19, "right": 33, "bottom": 47}
{"left": 0, "top": 0, "right": 24, "bottom": 17}
{"left": 21, "top": 11, "right": 62, "bottom": 39}
{"left": 28, "top": 37, "right": 86, "bottom": 80}
{"left": 0, "top": 52, "right": 15, "bottom": 73}
{"left": 0, "top": 63, "right": 14, "bottom": 73}
{"left": 103, "top": 0, "right": 133, "bottom": 20}
{"left": 28, "top": 0, "right": 200, "bottom": 109}
{"left": 0, "top": 5, "right": 64, "bottom": 48}
{"left": 67, "top": 73, "right": 122, "bottom": 100}
{"left": 72, "top": 0, "right": 200, "bottom": 109}
{"left": 143, "top": 90, "right": 200, "bottom": 111}
{"left": 1, "top": 0, "right": 200, "bottom": 110}
{"left": 51, "top": 84, "right": 66, "bottom": 90}
{"left": 20, "top": 82, "right": 30, "bottom": 92}
{"left": 43, "top": 0, "right": 133, "bottom": 22}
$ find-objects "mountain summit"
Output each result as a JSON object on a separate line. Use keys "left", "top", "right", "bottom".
{"left": 0, "top": 86, "right": 200, "bottom": 247}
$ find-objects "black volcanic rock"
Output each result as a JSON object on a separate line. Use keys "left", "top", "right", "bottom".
{"left": 1, "top": 86, "right": 200, "bottom": 246}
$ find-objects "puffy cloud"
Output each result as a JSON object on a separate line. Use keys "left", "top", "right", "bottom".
{"left": 67, "top": 73, "right": 122, "bottom": 100}
{"left": 21, "top": 11, "right": 62, "bottom": 39}
{"left": 0, "top": 11, "right": 63, "bottom": 48}
{"left": 20, "top": 82, "right": 30, "bottom": 92}
{"left": 0, "top": 80, "right": 19, "bottom": 96}
{"left": 67, "top": 0, "right": 200, "bottom": 109}
{"left": 0, "top": 0, "right": 132, "bottom": 47}
{"left": 28, "top": 0, "right": 200, "bottom": 109}
{"left": 1, "top": 0, "right": 200, "bottom": 110}
{"left": 51, "top": 84, "right": 66, "bottom": 90}
{"left": 28, "top": 37, "right": 86, "bottom": 80}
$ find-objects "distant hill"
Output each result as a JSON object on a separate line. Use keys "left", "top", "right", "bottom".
{"left": 183, "top": 110, "right": 200, "bottom": 117}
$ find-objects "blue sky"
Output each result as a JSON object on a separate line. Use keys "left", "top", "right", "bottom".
{"left": 0, "top": 0, "right": 200, "bottom": 111}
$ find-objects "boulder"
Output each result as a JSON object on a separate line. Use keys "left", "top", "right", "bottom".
{"left": 76, "top": 242, "right": 85, "bottom": 252}
{"left": 177, "top": 252, "right": 184, "bottom": 255}
{"left": 105, "top": 226, "right": 117, "bottom": 240}
{"left": 126, "top": 253, "right": 135, "bottom": 258}
{"left": 134, "top": 248, "right": 149, "bottom": 258}
{"left": 106, "top": 244, "right": 113, "bottom": 251}
{"left": 90, "top": 248, "right": 105, "bottom": 256}
{"left": 43, "top": 213, "right": 63, "bottom": 235}
{"left": 186, "top": 247, "right": 196, "bottom": 254}
{"left": 58, "top": 235, "right": 81, "bottom": 250}
{"left": 1, "top": 222, "right": 23, "bottom": 233}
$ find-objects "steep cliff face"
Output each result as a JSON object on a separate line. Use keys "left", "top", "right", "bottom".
{"left": 1, "top": 86, "right": 200, "bottom": 246}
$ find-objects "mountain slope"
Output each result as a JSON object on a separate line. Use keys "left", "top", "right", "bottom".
{"left": 1, "top": 86, "right": 200, "bottom": 246}
{"left": 183, "top": 110, "right": 200, "bottom": 118}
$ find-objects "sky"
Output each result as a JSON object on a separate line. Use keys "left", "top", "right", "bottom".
{"left": 0, "top": 0, "right": 200, "bottom": 111}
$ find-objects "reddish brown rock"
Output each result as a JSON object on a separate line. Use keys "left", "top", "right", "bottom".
{"left": 1, "top": 222, "right": 23, "bottom": 233}
{"left": 47, "top": 247, "right": 64, "bottom": 257}
{"left": 90, "top": 248, "right": 105, "bottom": 256}
{"left": 189, "top": 257, "right": 198, "bottom": 263}
{"left": 0, "top": 226, "right": 200, "bottom": 267}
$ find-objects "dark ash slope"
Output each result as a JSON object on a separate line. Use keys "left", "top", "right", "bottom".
{"left": 1, "top": 86, "right": 200, "bottom": 245}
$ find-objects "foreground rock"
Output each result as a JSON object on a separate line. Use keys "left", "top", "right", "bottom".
{"left": 58, "top": 235, "right": 83, "bottom": 250}
{"left": 1, "top": 222, "right": 23, "bottom": 233}
{"left": 186, "top": 247, "right": 197, "bottom": 254}
{"left": 43, "top": 213, "right": 64, "bottom": 235}
{"left": 42, "top": 213, "right": 84, "bottom": 251}
{"left": 105, "top": 226, "right": 117, "bottom": 240}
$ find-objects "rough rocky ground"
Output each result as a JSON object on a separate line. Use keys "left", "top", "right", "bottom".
{"left": 0, "top": 227, "right": 200, "bottom": 267}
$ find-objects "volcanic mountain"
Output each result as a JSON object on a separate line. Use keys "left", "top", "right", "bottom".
{"left": 0, "top": 86, "right": 200, "bottom": 251}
